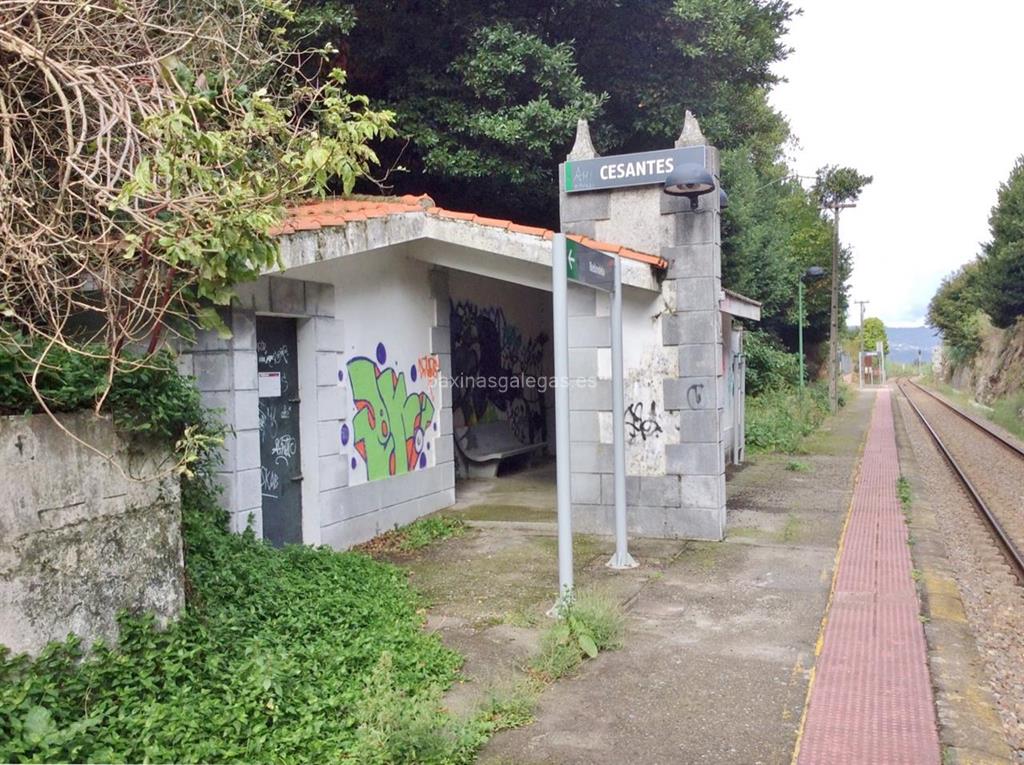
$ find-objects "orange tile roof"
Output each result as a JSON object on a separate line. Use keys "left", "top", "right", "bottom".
{"left": 272, "top": 194, "right": 668, "bottom": 270}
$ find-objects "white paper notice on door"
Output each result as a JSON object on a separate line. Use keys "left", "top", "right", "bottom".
{"left": 258, "top": 371, "right": 282, "bottom": 398}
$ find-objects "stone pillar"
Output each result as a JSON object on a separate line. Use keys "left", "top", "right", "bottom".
{"left": 558, "top": 113, "right": 727, "bottom": 540}
{"left": 662, "top": 115, "right": 726, "bottom": 540}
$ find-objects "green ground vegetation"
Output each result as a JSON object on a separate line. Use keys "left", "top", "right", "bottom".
{"left": 357, "top": 516, "right": 468, "bottom": 554}
{"left": 990, "top": 393, "right": 1024, "bottom": 440}
{"left": 529, "top": 590, "right": 625, "bottom": 683}
{"left": 0, "top": 355, "right": 526, "bottom": 764}
{"left": 0, "top": 477, "right": 491, "bottom": 763}
{"left": 922, "top": 377, "right": 1024, "bottom": 442}
{"left": 897, "top": 476, "right": 912, "bottom": 515}
{"left": 745, "top": 383, "right": 834, "bottom": 453}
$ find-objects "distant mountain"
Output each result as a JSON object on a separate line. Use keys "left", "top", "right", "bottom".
{"left": 851, "top": 325, "right": 941, "bottom": 364}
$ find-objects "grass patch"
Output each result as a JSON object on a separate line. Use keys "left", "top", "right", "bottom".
{"left": 357, "top": 515, "right": 467, "bottom": 554}
{"left": 990, "top": 391, "right": 1024, "bottom": 441}
{"left": 778, "top": 513, "right": 801, "bottom": 543}
{"left": 897, "top": 476, "right": 912, "bottom": 514}
{"left": 745, "top": 384, "right": 833, "bottom": 453}
{"left": 785, "top": 460, "right": 809, "bottom": 472}
{"left": 505, "top": 608, "right": 541, "bottom": 629}
{"left": 924, "top": 381, "right": 1024, "bottom": 442}
{"left": 0, "top": 483, "right": 484, "bottom": 764}
{"left": 346, "top": 657, "right": 537, "bottom": 763}
{"left": 529, "top": 590, "right": 625, "bottom": 683}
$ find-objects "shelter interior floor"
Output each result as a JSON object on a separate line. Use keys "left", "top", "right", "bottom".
{"left": 450, "top": 457, "right": 556, "bottom": 525}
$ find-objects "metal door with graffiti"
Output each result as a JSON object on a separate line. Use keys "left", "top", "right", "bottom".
{"left": 257, "top": 317, "right": 302, "bottom": 546}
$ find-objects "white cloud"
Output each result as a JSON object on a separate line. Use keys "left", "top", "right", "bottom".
{"left": 769, "top": 0, "right": 1024, "bottom": 327}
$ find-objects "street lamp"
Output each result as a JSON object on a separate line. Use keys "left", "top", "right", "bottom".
{"left": 799, "top": 266, "right": 827, "bottom": 391}
{"left": 663, "top": 164, "right": 716, "bottom": 209}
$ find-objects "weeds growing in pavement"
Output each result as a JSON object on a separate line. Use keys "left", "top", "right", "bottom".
{"left": 356, "top": 515, "right": 467, "bottom": 554}
{"left": 530, "top": 590, "right": 625, "bottom": 682}
{"left": 897, "top": 476, "right": 912, "bottom": 521}
{"left": 785, "top": 460, "right": 809, "bottom": 472}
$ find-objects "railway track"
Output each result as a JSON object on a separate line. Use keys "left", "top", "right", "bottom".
{"left": 898, "top": 379, "right": 1024, "bottom": 585}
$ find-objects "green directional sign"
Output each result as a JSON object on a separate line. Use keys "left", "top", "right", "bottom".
{"left": 566, "top": 239, "right": 615, "bottom": 293}
{"left": 563, "top": 145, "right": 707, "bottom": 194}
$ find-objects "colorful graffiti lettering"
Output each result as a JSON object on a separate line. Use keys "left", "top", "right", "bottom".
{"left": 346, "top": 344, "right": 436, "bottom": 482}
{"left": 417, "top": 354, "right": 441, "bottom": 383}
{"left": 450, "top": 300, "right": 548, "bottom": 444}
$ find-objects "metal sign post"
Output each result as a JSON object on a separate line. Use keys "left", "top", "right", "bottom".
{"left": 551, "top": 234, "right": 574, "bottom": 611}
{"left": 552, "top": 237, "right": 636, "bottom": 610}
{"left": 607, "top": 247, "right": 637, "bottom": 569}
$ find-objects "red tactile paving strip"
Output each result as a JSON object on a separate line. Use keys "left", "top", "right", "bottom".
{"left": 269, "top": 194, "right": 669, "bottom": 269}
{"left": 797, "top": 390, "right": 940, "bottom": 765}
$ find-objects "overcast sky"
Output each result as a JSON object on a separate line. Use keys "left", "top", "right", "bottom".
{"left": 769, "top": 0, "right": 1024, "bottom": 328}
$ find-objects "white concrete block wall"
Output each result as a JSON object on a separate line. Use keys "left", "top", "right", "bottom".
{"left": 306, "top": 257, "right": 454, "bottom": 548}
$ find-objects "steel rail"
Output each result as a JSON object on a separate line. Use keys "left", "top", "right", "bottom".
{"left": 907, "top": 379, "right": 1024, "bottom": 460}
{"left": 898, "top": 381, "right": 1024, "bottom": 586}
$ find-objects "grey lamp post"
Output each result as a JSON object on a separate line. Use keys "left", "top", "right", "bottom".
{"left": 799, "top": 266, "right": 827, "bottom": 391}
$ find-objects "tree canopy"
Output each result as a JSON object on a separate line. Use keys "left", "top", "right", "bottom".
{"left": 812, "top": 165, "right": 874, "bottom": 210}
{"left": 927, "top": 263, "right": 983, "bottom": 363}
{"left": 0, "top": 0, "right": 393, "bottom": 417}
{"left": 929, "top": 155, "right": 1024, "bottom": 362}
{"left": 976, "top": 157, "right": 1024, "bottom": 329}
{"left": 291, "top": 0, "right": 796, "bottom": 223}
{"left": 289, "top": 0, "right": 871, "bottom": 366}
{"left": 859, "top": 317, "right": 889, "bottom": 355}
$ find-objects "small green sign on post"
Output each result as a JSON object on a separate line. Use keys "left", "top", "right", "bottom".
{"left": 566, "top": 239, "right": 614, "bottom": 293}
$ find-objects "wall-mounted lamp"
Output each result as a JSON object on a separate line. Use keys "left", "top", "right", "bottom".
{"left": 719, "top": 188, "right": 729, "bottom": 211}
{"left": 663, "top": 164, "right": 716, "bottom": 209}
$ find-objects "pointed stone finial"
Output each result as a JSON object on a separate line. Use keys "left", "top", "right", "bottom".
{"left": 567, "top": 118, "right": 598, "bottom": 160}
{"left": 675, "top": 110, "right": 706, "bottom": 147}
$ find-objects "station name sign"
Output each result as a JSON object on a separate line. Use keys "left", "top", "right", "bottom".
{"left": 566, "top": 239, "right": 615, "bottom": 292}
{"left": 563, "top": 145, "right": 706, "bottom": 194}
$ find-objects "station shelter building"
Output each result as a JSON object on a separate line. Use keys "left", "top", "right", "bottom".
{"left": 177, "top": 114, "right": 760, "bottom": 550}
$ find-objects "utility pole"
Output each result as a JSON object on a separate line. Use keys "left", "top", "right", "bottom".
{"left": 828, "top": 202, "right": 856, "bottom": 412}
{"left": 854, "top": 300, "right": 869, "bottom": 388}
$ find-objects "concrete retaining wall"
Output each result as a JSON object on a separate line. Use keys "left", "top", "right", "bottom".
{"left": 0, "top": 413, "right": 184, "bottom": 656}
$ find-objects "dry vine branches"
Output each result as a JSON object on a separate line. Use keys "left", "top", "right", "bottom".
{"left": 0, "top": 0, "right": 392, "bottom": 442}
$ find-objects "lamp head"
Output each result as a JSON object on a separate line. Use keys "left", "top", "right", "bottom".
{"left": 663, "top": 163, "right": 715, "bottom": 209}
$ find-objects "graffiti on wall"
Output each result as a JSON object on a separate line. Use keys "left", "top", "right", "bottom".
{"left": 625, "top": 400, "right": 663, "bottom": 442}
{"left": 449, "top": 300, "right": 548, "bottom": 444}
{"left": 417, "top": 354, "right": 441, "bottom": 384}
{"left": 341, "top": 342, "right": 436, "bottom": 482}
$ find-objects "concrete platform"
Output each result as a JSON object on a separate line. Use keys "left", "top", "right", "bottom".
{"left": 390, "top": 391, "right": 876, "bottom": 764}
